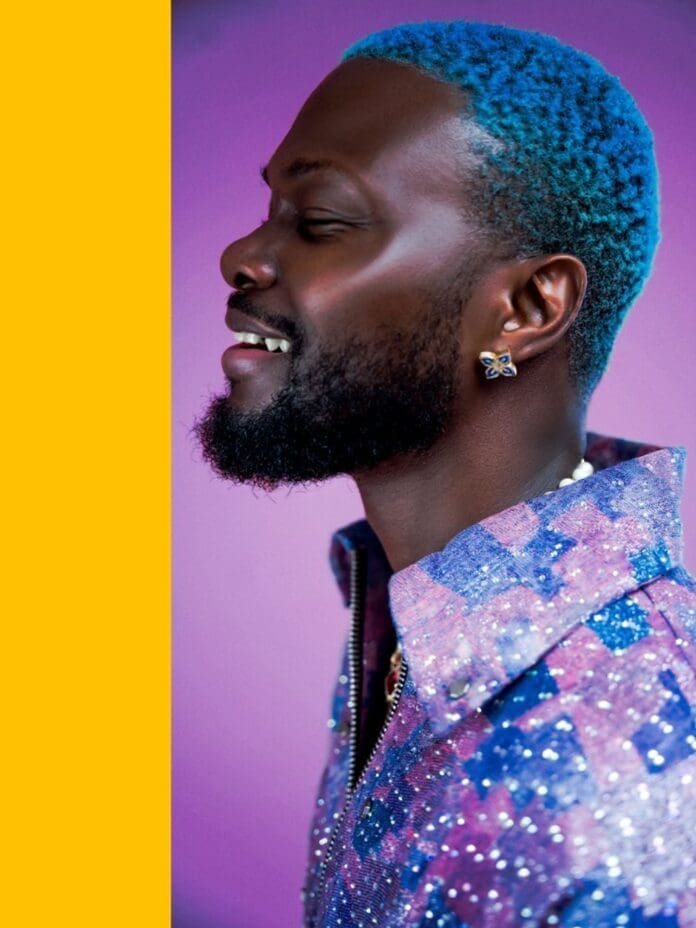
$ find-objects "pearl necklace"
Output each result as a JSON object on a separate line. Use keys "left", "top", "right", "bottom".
{"left": 557, "top": 457, "right": 594, "bottom": 488}
{"left": 384, "top": 457, "right": 596, "bottom": 705}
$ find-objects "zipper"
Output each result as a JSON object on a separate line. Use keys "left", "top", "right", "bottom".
{"left": 347, "top": 544, "right": 367, "bottom": 793}
{"left": 311, "top": 544, "right": 409, "bottom": 919}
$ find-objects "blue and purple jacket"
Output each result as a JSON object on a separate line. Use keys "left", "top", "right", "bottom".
{"left": 302, "top": 434, "right": 696, "bottom": 927}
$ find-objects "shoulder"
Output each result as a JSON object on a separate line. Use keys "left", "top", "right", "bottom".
{"left": 428, "top": 581, "right": 696, "bottom": 923}
{"left": 544, "top": 567, "right": 696, "bottom": 689}
{"left": 639, "top": 566, "right": 696, "bottom": 653}
{"left": 529, "top": 574, "right": 696, "bottom": 775}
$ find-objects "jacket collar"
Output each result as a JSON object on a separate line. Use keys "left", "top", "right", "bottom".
{"left": 329, "top": 434, "right": 686, "bottom": 736}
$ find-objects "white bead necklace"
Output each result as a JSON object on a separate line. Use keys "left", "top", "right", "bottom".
{"left": 555, "top": 457, "right": 595, "bottom": 489}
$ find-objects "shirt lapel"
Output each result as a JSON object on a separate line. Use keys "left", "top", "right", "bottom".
{"left": 329, "top": 436, "right": 686, "bottom": 738}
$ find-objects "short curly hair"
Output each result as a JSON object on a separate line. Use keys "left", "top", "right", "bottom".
{"left": 341, "top": 21, "right": 660, "bottom": 400}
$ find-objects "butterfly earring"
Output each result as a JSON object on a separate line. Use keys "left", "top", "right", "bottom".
{"left": 478, "top": 348, "right": 518, "bottom": 379}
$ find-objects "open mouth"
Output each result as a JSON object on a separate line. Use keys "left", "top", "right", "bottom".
{"left": 233, "top": 331, "right": 291, "bottom": 354}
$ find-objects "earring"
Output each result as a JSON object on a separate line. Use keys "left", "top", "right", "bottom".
{"left": 478, "top": 348, "right": 518, "bottom": 379}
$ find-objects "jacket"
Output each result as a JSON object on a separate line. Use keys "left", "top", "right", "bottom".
{"left": 301, "top": 434, "right": 696, "bottom": 928}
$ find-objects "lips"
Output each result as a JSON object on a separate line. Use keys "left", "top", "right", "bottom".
{"left": 222, "top": 305, "right": 294, "bottom": 381}
{"left": 221, "top": 342, "right": 289, "bottom": 380}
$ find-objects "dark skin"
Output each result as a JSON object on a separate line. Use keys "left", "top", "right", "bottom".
{"left": 220, "top": 58, "right": 588, "bottom": 572}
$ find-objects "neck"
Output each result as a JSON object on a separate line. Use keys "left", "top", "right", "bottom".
{"left": 353, "top": 379, "right": 585, "bottom": 573}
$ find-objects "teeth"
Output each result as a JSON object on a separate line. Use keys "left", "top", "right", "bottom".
{"left": 263, "top": 337, "right": 291, "bottom": 353}
{"left": 236, "top": 331, "right": 291, "bottom": 353}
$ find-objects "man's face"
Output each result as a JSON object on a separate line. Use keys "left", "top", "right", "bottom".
{"left": 195, "top": 58, "right": 495, "bottom": 488}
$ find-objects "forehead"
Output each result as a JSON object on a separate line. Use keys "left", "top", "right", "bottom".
{"left": 268, "top": 57, "right": 481, "bottom": 202}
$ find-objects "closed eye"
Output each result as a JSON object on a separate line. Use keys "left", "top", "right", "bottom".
{"left": 258, "top": 213, "right": 354, "bottom": 240}
{"left": 297, "top": 218, "right": 346, "bottom": 240}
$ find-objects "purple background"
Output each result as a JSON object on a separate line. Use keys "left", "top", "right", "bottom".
{"left": 173, "top": 2, "right": 696, "bottom": 926}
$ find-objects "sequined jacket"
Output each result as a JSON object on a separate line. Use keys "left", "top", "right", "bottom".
{"left": 301, "top": 434, "right": 696, "bottom": 928}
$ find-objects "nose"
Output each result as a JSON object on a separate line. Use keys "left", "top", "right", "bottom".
{"left": 220, "top": 233, "right": 277, "bottom": 292}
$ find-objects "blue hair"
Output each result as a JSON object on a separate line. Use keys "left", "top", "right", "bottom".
{"left": 341, "top": 21, "right": 660, "bottom": 399}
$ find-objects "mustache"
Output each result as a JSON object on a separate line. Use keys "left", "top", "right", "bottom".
{"left": 226, "top": 291, "right": 298, "bottom": 342}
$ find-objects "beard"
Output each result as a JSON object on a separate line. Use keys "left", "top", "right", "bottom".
{"left": 193, "top": 285, "right": 468, "bottom": 491}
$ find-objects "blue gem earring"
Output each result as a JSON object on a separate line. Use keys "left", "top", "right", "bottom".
{"left": 478, "top": 348, "right": 518, "bottom": 379}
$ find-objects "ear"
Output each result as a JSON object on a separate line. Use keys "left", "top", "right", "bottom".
{"left": 488, "top": 254, "right": 587, "bottom": 365}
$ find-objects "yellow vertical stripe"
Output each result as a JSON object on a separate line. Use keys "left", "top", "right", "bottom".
{"left": 1, "top": 3, "right": 170, "bottom": 924}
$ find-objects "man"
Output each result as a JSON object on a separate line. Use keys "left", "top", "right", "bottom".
{"left": 194, "top": 21, "right": 696, "bottom": 928}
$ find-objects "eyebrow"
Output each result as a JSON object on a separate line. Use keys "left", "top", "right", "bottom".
{"left": 259, "top": 158, "right": 343, "bottom": 186}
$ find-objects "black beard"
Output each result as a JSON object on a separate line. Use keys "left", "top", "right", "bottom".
{"left": 193, "top": 296, "right": 465, "bottom": 491}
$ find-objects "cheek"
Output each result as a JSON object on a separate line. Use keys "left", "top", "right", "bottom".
{"left": 289, "top": 212, "right": 469, "bottom": 339}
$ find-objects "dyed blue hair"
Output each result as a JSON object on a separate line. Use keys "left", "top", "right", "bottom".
{"left": 342, "top": 22, "right": 660, "bottom": 399}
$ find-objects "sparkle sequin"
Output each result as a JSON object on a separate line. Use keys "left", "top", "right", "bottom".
{"left": 303, "top": 435, "right": 696, "bottom": 927}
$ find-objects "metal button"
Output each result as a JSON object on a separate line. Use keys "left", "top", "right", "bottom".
{"left": 447, "top": 677, "right": 471, "bottom": 699}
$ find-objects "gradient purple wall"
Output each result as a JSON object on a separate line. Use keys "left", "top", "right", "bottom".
{"left": 173, "top": 2, "right": 696, "bottom": 925}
